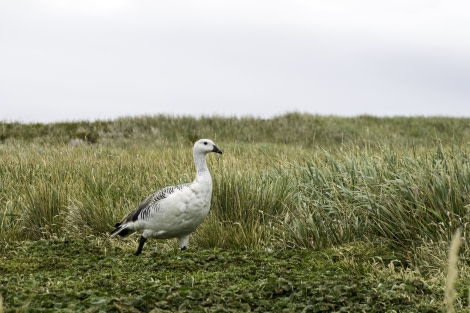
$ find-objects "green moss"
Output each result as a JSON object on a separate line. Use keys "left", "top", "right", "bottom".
{"left": 0, "top": 239, "right": 446, "bottom": 312}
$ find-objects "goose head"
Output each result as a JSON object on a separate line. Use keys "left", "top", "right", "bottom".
{"left": 194, "top": 139, "right": 222, "bottom": 155}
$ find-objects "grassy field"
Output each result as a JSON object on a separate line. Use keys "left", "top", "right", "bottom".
{"left": 1, "top": 113, "right": 470, "bottom": 312}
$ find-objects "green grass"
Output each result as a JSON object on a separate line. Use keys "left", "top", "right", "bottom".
{"left": 287, "top": 144, "right": 470, "bottom": 250}
{"left": 2, "top": 113, "right": 470, "bottom": 147}
{"left": 1, "top": 114, "right": 470, "bottom": 311}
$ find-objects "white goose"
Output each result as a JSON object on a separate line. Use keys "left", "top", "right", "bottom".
{"left": 110, "top": 139, "right": 222, "bottom": 255}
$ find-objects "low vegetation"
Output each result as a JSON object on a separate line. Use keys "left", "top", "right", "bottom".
{"left": 0, "top": 239, "right": 445, "bottom": 312}
{"left": 1, "top": 113, "right": 469, "bottom": 311}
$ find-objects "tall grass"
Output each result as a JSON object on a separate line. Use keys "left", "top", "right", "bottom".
{"left": 197, "top": 163, "right": 296, "bottom": 250}
{"left": 0, "top": 115, "right": 469, "bottom": 264}
{"left": 287, "top": 144, "right": 470, "bottom": 253}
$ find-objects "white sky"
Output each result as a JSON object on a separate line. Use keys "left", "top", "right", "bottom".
{"left": 1, "top": 0, "right": 469, "bottom": 122}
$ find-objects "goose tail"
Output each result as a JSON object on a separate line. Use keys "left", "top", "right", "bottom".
{"left": 110, "top": 223, "right": 133, "bottom": 237}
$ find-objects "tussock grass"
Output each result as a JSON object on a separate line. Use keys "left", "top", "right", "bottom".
{"left": 1, "top": 115, "right": 470, "bottom": 260}
{"left": 286, "top": 144, "right": 470, "bottom": 254}
{"left": 198, "top": 162, "right": 296, "bottom": 250}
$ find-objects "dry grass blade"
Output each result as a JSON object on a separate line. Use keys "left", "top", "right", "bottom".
{"left": 445, "top": 229, "right": 462, "bottom": 313}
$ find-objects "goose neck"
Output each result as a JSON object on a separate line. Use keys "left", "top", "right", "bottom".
{"left": 193, "top": 152, "right": 209, "bottom": 175}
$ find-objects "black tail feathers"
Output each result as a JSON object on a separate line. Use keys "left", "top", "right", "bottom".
{"left": 110, "top": 223, "right": 131, "bottom": 237}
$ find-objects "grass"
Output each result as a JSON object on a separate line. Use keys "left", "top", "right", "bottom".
{"left": 1, "top": 113, "right": 470, "bottom": 311}
{"left": 2, "top": 113, "right": 470, "bottom": 147}
{"left": 446, "top": 229, "right": 464, "bottom": 313}
{"left": 288, "top": 144, "right": 470, "bottom": 251}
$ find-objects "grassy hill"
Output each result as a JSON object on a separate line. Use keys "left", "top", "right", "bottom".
{"left": 2, "top": 113, "right": 470, "bottom": 147}
{"left": 1, "top": 114, "right": 469, "bottom": 312}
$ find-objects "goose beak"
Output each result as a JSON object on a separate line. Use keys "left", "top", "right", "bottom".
{"left": 212, "top": 145, "right": 222, "bottom": 154}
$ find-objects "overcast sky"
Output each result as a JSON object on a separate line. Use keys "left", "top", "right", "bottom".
{"left": 1, "top": 0, "right": 470, "bottom": 123}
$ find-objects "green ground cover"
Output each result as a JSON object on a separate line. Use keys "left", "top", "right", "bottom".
{"left": 0, "top": 114, "right": 469, "bottom": 312}
{"left": 0, "top": 239, "right": 444, "bottom": 312}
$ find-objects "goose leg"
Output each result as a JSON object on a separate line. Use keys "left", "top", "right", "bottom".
{"left": 178, "top": 235, "right": 190, "bottom": 251}
{"left": 134, "top": 235, "right": 147, "bottom": 256}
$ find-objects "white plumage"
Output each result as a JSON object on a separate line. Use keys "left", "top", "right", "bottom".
{"left": 110, "top": 139, "right": 222, "bottom": 255}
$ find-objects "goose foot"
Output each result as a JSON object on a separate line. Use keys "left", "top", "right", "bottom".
{"left": 134, "top": 236, "right": 147, "bottom": 256}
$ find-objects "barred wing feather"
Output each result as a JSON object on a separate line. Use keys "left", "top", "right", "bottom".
{"left": 110, "top": 183, "right": 190, "bottom": 237}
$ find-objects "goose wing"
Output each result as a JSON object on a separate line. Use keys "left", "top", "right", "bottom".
{"left": 110, "top": 183, "right": 190, "bottom": 236}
